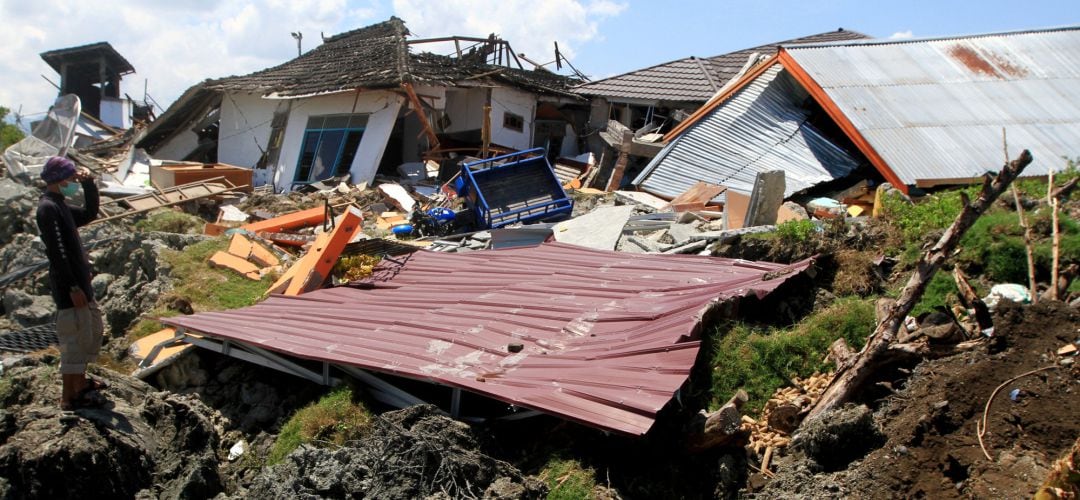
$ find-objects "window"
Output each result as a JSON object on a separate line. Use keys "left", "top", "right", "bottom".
{"left": 502, "top": 111, "right": 524, "bottom": 133}
{"left": 294, "top": 114, "right": 367, "bottom": 183}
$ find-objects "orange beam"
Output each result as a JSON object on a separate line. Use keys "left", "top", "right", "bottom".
{"left": 777, "top": 49, "right": 908, "bottom": 194}
{"left": 283, "top": 206, "right": 364, "bottom": 295}
{"left": 240, "top": 207, "right": 326, "bottom": 234}
{"left": 664, "top": 54, "right": 781, "bottom": 141}
{"left": 402, "top": 82, "right": 441, "bottom": 150}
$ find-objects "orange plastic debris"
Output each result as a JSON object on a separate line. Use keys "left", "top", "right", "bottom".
{"left": 209, "top": 251, "right": 262, "bottom": 280}
{"left": 227, "top": 233, "right": 281, "bottom": 267}
{"left": 269, "top": 206, "right": 364, "bottom": 296}
{"left": 240, "top": 206, "right": 326, "bottom": 234}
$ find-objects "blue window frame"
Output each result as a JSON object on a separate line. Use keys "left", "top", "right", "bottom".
{"left": 294, "top": 114, "right": 367, "bottom": 183}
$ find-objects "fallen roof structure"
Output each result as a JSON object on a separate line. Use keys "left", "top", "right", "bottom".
{"left": 641, "top": 26, "right": 1080, "bottom": 197}
{"left": 164, "top": 242, "right": 812, "bottom": 435}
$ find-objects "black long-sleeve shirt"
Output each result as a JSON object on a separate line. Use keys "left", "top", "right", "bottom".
{"left": 35, "top": 179, "right": 99, "bottom": 309}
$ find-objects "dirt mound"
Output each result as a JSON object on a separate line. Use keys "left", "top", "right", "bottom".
{"left": 246, "top": 404, "right": 545, "bottom": 499}
{"left": 760, "top": 300, "right": 1080, "bottom": 498}
{"left": 0, "top": 358, "right": 226, "bottom": 499}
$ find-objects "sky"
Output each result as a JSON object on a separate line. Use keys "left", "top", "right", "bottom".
{"left": 1, "top": 0, "right": 1077, "bottom": 129}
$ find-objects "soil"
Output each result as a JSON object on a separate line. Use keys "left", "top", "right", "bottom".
{"left": 759, "top": 300, "right": 1080, "bottom": 499}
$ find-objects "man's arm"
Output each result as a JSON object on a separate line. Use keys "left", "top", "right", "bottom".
{"left": 70, "top": 170, "right": 99, "bottom": 227}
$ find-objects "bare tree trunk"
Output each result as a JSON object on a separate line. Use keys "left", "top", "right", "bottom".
{"left": 804, "top": 150, "right": 1033, "bottom": 423}
{"left": 1011, "top": 185, "right": 1038, "bottom": 302}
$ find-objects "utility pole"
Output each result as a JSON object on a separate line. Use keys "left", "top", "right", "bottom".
{"left": 290, "top": 32, "right": 303, "bottom": 57}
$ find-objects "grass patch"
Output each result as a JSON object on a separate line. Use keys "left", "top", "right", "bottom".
{"left": 135, "top": 209, "right": 205, "bottom": 234}
{"left": 159, "top": 238, "right": 272, "bottom": 311}
{"left": 267, "top": 386, "right": 372, "bottom": 465}
{"left": 539, "top": 457, "right": 597, "bottom": 500}
{"left": 910, "top": 272, "right": 960, "bottom": 318}
{"left": 775, "top": 219, "right": 819, "bottom": 244}
{"left": 709, "top": 298, "right": 875, "bottom": 412}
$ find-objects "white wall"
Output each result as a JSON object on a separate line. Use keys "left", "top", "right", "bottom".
{"left": 218, "top": 92, "right": 276, "bottom": 168}
{"left": 491, "top": 86, "right": 535, "bottom": 151}
{"left": 154, "top": 129, "right": 199, "bottom": 161}
{"left": 271, "top": 90, "right": 404, "bottom": 190}
{"left": 443, "top": 88, "right": 485, "bottom": 133}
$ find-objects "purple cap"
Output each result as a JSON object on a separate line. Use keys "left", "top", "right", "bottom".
{"left": 41, "top": 156, "right": 77, "bottom": 184}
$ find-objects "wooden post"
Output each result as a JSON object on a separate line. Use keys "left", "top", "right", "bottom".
{"left": 804, "top": 150, "right": 1033, "bottom": 423}
{"left": 1049, "top": 169, "right": 1061, "bottom": 300}
{"left": 604, "top": 130, "right": 633, "bottom": 192}
{"left": 401, "top": 82, "right": 440, "bottom": 152}
{"left": 1011, "top": 185, "right": 1038, "bottom": 302}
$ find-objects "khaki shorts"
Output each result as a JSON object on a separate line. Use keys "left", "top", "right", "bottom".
{"left": 55, "top": 303, "right": 105, "bottom": 375}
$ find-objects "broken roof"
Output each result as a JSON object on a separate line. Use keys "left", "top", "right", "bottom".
{"left": 571, "top": 29, "right": 868, "bottom": 103}
{"left": 40, "top": 41, "right": 135, "bottom": 75}
{"left": 205, "top": 17, "right": 580, "bottom": 99}
{"left": 633, "top": 63, "right": 864, "bottom": 199}
{"left": 164, "top": 242, "right": 811, "bottom": 435}
{"left": 780, "top": 25, "right": 1080, "bottom": 188}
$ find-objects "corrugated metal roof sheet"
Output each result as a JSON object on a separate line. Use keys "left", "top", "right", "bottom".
{"left": 633, "top": 64, "right": 863, "bottom": 198}
{"left": 572, "top": 30, "right": 869, "bottom": 103}
{"left": 164, "top": 242, "right": 811, "bottom": 435}
{"left": 785, "top": 26, "right": 1080, "bottom": 184}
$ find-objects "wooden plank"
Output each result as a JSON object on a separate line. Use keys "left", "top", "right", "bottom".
{"left": 666, "top": 181, "right": 726, "bottom": 209}
{"left": 402, "top": 82, "right": 440, "bottom": 150}
{"left": 724, "top": 190, "right": 750, "bottom": 230}
{"left": 240, "top": 206, "right": 325, "bottom": 234}
{"left": 209, "top": 251, "right": 261, "bottom": 280}
{"left": 226, "top": 233, "right": 280, "bottom": 267}
{"left": 283, "top": 206, "right": 364, "bottom": 295}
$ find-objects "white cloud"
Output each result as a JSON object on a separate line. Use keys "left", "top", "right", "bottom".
{"left": 0, "top": 0, "right": 378, "bottom": 121}
{"left": 0, "top": 0, "right": 620, "bottom": 124}
{"left": 890, "top": 30, "right": 914, "bottom": 39}
{"left": 393, "top": 0, "right": 623, "bottom": 66}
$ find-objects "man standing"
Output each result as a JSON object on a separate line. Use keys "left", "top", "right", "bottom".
{"left": 35, "top": 156, "right": 106, "bottom": 411}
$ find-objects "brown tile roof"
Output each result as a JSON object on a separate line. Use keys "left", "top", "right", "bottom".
{"left": 572, "top": 29, "right": 870, "bottom": 103}
{"left": 206, "top": 17, "right": 580, "bottom": 98}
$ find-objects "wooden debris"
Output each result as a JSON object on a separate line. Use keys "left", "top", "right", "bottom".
{"left": 744, "top": 372, "right": 832, "bottom": 458}
{"left": 209, "top": 251, "right": 262, "bottom": 280}
{"left": 666, "top": 181, "right": 726, "bottom": 211}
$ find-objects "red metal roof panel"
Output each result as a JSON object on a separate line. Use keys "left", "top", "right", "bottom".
{"left": 165, "top": 242, "right": 811, "bottom": 435}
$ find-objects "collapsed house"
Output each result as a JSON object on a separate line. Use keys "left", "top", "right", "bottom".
{"left": 636, "top": 26, "right": 1080, "bottom": 199}
{"left": 137, "top": 17, "right": 588, "bottom": 191}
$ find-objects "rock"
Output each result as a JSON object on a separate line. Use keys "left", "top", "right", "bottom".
{"left": 2, "top": 290, "right": 55, "bottom": 327}
{"left": 91, "top": 273, "right": 115, "bottom": 298}
{"left": 0, "top": 179, "right": 38, "bottom": 248}
{"left": 0, "top": 360, "right": 224, "bottom": 499}
{"left": 247, "top": 404, "right": 545, "bottom": 499}
{"left": 794, "top": 404, "right": 884, "bottom": 471}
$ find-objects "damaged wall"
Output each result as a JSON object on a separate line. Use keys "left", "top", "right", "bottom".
{"left": 269, "top": 91, "right": 404, "bottom": 190}
{"left": 218, "top": 92, "right": 277, "bottom": 169}
{"left": 490, "top": 86, "right": 535, "bottom": 151}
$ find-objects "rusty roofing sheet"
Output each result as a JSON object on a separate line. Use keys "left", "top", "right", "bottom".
{"left": 164, "top": 242, "right": 811, "bottom": 435}
{"left": 785, "top": 26, "right": 1080, "bottom": 184}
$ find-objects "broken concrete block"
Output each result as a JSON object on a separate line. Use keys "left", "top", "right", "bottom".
{"left": 666, "top": 223, "right": 700, "bottom": 246}
{"left": 553, "top": 205, "right": 633, "bottom": 251}
{"left": 744, "top": 171, "right": 785, "bottom": 227}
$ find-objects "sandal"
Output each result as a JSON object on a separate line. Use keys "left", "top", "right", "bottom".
{"left": 85, "top": 378, "right": 109, "bottom": 391}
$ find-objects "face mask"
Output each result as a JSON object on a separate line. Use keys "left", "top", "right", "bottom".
{"left": 60, "top": 181, "right": 80, "bottom": 197}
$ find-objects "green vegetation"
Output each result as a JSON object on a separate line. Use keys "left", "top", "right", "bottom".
{"left": 539, "top": 457, "right": 597, "bottom": 500}
{"left": 135, "top": 209, "right": 206, "bottom": 234}
{"left": 0, "top": 106, "right": 25, "bottom": 150}
{"left": 775, "top": 219, "right": 819, "bottom": 244}
{"left": 709, "top": 298, "right": 875, "bottom": 412}
{"left": 124, "top": 238, "right": 271, "bottom": 339}
{"left": 268, "top": 386, "right": 372, "bottom": 465}
{"left": 159, "top": 238, "right": 271, "bottom": 311}
{"left": 910, "top": 272, "right": 960, "bottom": 318}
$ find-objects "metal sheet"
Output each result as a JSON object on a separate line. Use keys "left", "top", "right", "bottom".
{"left": 164, "top": 242, "right": 811, "bottom": 435}
{"left": 786, "top": 27, "right": 1080, "bottom": 184}
{"left": 633, "top": 64, "right": 863, "bottom": 198}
